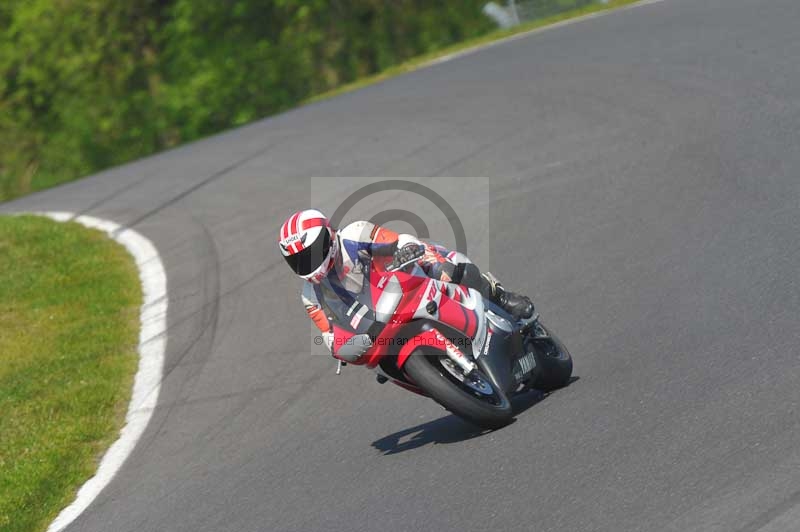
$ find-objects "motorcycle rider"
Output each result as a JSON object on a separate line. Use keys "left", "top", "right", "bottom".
{"left": 279, "top": 209, "right": 533, "bottom": 362}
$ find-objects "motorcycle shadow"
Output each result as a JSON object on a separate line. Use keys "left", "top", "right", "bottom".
{"left": 372, "top": 377, "right": 579, "bottom": 455}
{"left": 371, "top": 416, "right": 490, "bottom": 455}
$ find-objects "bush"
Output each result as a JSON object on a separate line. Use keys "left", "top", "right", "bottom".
{"left": 0, "top": 1, "right": 493, "bottom": 201}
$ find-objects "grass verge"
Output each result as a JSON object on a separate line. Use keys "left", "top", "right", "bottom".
{"left": 306, "top": 0, "right": 643, "bottom": 104}
{"left": 0, "top": 215, "right": 141, "bottom": 532}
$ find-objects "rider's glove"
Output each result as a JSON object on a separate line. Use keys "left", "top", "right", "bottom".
{"left": 389, "top": 243, "right": 425, "bottom": 270}
{"left": 321, "top": 331, "right": 334, "bottom": 351}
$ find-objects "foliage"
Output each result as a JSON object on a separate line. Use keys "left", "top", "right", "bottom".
{"left": 0, "top": 1, "right": 493, "bottom": 201}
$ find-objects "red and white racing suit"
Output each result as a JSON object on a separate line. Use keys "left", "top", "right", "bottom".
{"left": 301, "top": 220, "right": 473, "bottom": 360}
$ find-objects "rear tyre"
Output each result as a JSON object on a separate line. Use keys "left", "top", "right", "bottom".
{"left": 527, "top": 324, "right": 573, "bottom": 392}
{"left": 404, "top": 349, "right": 513, "bottom": 430}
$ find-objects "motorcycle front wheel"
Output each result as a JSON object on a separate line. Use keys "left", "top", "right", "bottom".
{"left": 404, "top": 348, "right": 513, "bottom": 430}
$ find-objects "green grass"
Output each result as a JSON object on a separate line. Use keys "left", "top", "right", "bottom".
{"left": 0, "top": 216, "right": 141, "bottom": 532}
{"left": 306, "top": 0, "right": 642, "bottom": 104}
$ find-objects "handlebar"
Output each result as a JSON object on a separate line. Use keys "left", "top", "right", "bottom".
{"left": 386, "top": 244, "right": 425, "bottom": 272}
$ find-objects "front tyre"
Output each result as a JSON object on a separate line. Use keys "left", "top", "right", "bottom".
{"left": 404, "top": 349, "right": 513, "bottom": 430}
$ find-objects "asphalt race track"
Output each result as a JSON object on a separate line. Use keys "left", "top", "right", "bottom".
{"left": 4, "top": 1, "right": 800, "bottom": 530}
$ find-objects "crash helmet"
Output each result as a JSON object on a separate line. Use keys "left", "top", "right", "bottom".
{"left": 278, "top": 209, "right": 338, "bottom": 283}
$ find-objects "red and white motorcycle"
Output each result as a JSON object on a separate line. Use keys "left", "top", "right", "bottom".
{"left": 333, "top": 251, "right": 573, "bottom": 429}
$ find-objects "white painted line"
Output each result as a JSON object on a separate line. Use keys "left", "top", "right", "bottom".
{"left": 33, "top": 212, "right": 168, "bottom": 532}
{"left": 420, "top": 0, "right": 667, "bottom": 69}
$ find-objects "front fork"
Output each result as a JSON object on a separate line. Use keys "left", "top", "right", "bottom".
{"left": 440, "top": 334, "right": 477, "bottom": 375}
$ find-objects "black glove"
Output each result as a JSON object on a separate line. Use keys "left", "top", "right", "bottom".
{"left": 388, "top": 243, "right": 425, "bottom": 271}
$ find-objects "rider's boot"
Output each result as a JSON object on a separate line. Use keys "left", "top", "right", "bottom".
{"left": 481, "top": 272, "right": 534, "bottom": 320}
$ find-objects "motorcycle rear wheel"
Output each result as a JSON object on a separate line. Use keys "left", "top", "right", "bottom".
{"left": 404, "top": 349, "right": 513, "bottom": 430}
{"left": 526, "top": 325, "right": 573, "bottom": 392}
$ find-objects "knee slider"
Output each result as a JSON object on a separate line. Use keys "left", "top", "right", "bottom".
{"left": 457, "top": 263, "right": 484, "bottom": 289}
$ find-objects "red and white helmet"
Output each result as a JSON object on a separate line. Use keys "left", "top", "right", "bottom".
{"left": 278, "top": 209, "right": 338, "bottom": 283}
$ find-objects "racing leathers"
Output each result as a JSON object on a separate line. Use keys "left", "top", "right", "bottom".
{"left": 302, "top": 221, "right": 533, "bottom": 361}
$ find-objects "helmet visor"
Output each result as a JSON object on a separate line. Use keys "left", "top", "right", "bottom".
{"left": 284, "top": 229, "right": 331, "bottom": 276}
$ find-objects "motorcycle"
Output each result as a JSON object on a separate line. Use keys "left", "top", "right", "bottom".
{"left": 331, "top": 252, "right": 573, "bottom": 429}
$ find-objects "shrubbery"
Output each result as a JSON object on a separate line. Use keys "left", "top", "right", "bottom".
{"left": 0, "top": 1, "right": 492, "bottom": 201}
